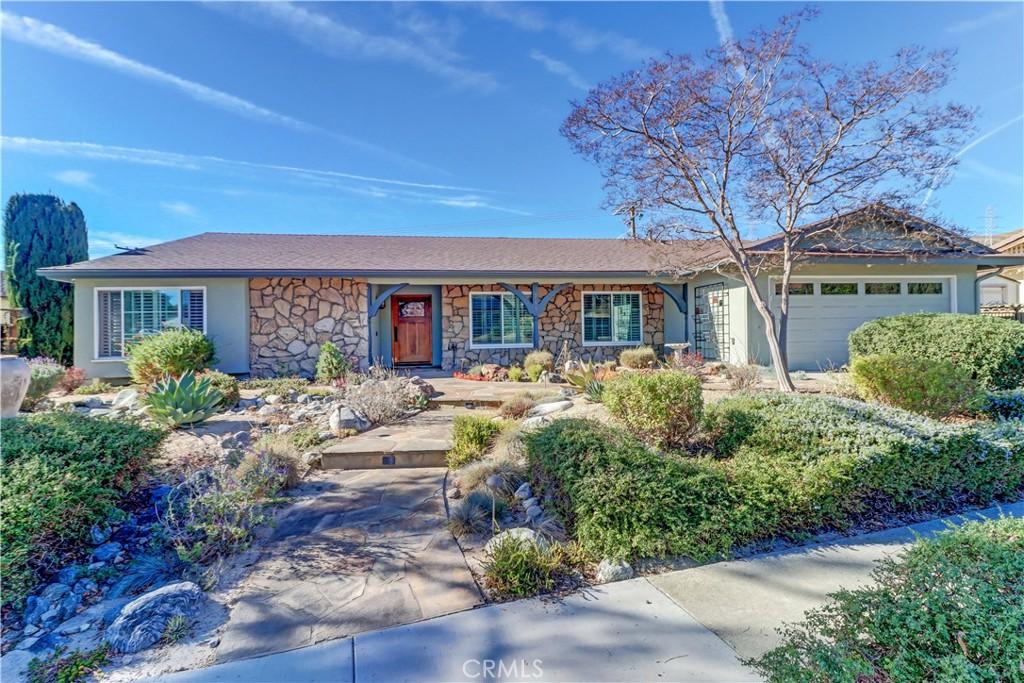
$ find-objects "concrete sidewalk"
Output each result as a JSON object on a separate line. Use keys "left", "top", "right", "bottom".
{"left": 151, "top": 501, "right": 1022, "bottom": 683}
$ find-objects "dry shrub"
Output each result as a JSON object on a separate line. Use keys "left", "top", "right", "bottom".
{"left": 499, "top": 392, "right": 536, "bottom": 419}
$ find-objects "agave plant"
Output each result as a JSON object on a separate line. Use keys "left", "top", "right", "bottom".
{"left": 584, "top": 379, "right": 605, "bottom": 403}
{"left": 145, "top": 370, "right": 224, "bottom": 428}
{"left": 564, "top": 360, "right": 598, "bottom": 390}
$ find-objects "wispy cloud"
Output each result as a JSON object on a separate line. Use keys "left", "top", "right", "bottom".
{"left": 0, "top": 11, "right": 434, "bottom": 170}
{"left": 1, "top": 136, "right": 482, "bottom": 192}
{"left": 211, "top": 2, "right": 498, "bottom": 92}
{"left": 52, "top": 169, "right": 98, "bottom": 190}
{"left": 960, "top": 159, "right": 1024, "bottom": 187}
{"left": 529, "top": 49, "right": 590, "bottom": 90}
{"left": 160, "top": 201, "right": 198, "bottom": 217}
{"left": 946, "top": 6, "right": 1020, "bottom": 34}
{"left": 475, "top": 3, "right": 654, "bottom": 62}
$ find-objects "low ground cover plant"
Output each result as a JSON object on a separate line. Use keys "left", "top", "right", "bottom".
{"left": 980, "top": 389, "right": 1024, "bottom": 421}
{"left": 447, "top": 415, "right": 509, "bottom": 468}
{"left": 144, "top": 371, "right": 224, "bottom": 428}
{"left": 239, "top": 376, "right": 311, "bottom": 394}
{"left": 27, "top": 644, "right": 110, "bottom": 683}
{"left": 73, "top": 379, "right": 115, "bottom": 395}
{"left": 752, "top": 517, "right": 1024, "bottom": 682}
{"left": 849, "top": 353, "right": 982, "bottom": 419}
{"left": 618, "top": 346, "right": 656, "bottom": 369}
{"left": 525, "top": 394, "right": 1023, "bottom": 562}
{"left": 125, "top": 328, "right": 216, "bottom": 385}
{"left": 849, "top": 313, "right": 1024, "bottom": 389}
{"left": 1, "top": 412, "right": 165, "bottom": 607}
{"left": 603, "top": 370, "right": 703, "bottom": 449}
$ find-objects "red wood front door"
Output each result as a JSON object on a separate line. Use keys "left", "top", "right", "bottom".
{"left": 392, "top": 295, "right": 432, "bottom": 365}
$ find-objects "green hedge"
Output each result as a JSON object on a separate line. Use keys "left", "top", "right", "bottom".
{"left": 1, "top": 412, "right": 165, "bottom": 607}
{"left": 126, "top": 328, "right": 216, "bottom": 385}
{"left": 524, "top": 394, "right": 1023, "bottom": 561}
{"left": 849, "top": 353, "right": 982, "bottom": 419}
{"left": 603, "top": 371, "right": 703, "bottom": 449}
{"left": 848, "top": 313, "right": 1024, "bottom": 389}
{"left": 752, "top": 516, "right": 1024, "bottom": 682}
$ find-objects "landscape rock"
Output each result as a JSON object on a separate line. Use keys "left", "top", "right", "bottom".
{"left": 264, "top": 394, "right": 283, "bottom": 405}
{"left": 527, "top": 400, "right": 573, "bottom": 417}
{"left": 257, "top": 405, "right": 281, "bottom": 416}
{"left": 91, "top": 542, "right": 122, "bottom": 563}
{"left": 514, "top": 483, "right": 532, "bottom": 500}
{"left": 329, "top": 406, "right": 371, "bottom": 435}
{"left": 24, "top": 596, "right": 51, "bottom": 626}
{"left": 595, "top": 558, "right": 635, "bottom": 584}
{"left": 90, "top": 524, "right": 112, "bottom": 545}
{"left": 520, "top": 415, "right": 552, "bottom": 430}
{"left": 105, "top": 582, "right": 205, "bottom": 654}
{"left": 526, "top": 505, "right": 544, "bottom": 522}
{"left": 301, "top": 451, "right": 321, "bottom": 468}
{"left": 74, "top": 397, "right": 106, "bottom": 409}
{"left": 111, "top": 388, "right": 139, "bottom": 411}
{"left": 521, "top": 497, "right": 538, "bottom": 509}
{"left": 484, "top": 527, "right": 549, "bottom": 554}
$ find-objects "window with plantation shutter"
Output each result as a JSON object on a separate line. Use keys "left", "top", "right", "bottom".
{"left": 583, "top": 292, "right": 642, "bottom": 345}
{"left": 95, "top": 287, "right": 206, "bottom": 359}
{"left": 470, "top": 292, "right": 533, "bottom": 347}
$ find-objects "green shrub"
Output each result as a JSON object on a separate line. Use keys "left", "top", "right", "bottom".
{"left": 22, "top": 358, "right": 66, "bottom": 410}
{"left": 507, "top": 365, "right": 525, "bottom": 382}
{"left": 618, "top": 346, "right": 656, "bottom": 369}
{"left": 752, "top": 517, "right": 1024, "bottom": 682}
{"left": 144, "top": 370, "right": 223, "bottom": 428}
{"left": 526, "top": 364, "right": 544, "bottom": 382}
{"left": 603, "top": 371, "right": 703, "bottom": 448}
{"left": 125, "top": 328, "right": 216, "bottom": 385}
{"left": 198, "top": 369, "right": 239, "bottom": 409}
{"left": 28, "top": 644, "right": 110, "bottom": 683}
{"left": 700, "top": 393, "right": 1023, "bottom": 538}
{"left": 525, "top": 396, "right": 1024, "bottom": 563}
{"left": 524, "top": 419, "right": 738, "bottom": 561}
{"left": 850, "top": 353, "right": 983, "bottom": 419}
{"left": 498, "top": 392, "right": 535, "bottom": 419}
{"left": 315, "top": 341, "right": 351, "bottom": 384}
{"left": 849, "top": 313, "right": 1024, "bottom": 389}
{"left": 980, "top": 389, "right": 1024, "bottom": 421}
{"left": 73, "top": 379, "right": 115, "bottom": 395}
{"left": 447, "top": 415, "right": 508, "bottom": 468}
{"left": 481, "top": 535, "right": 564, "bottom": 599}
{"left": 1, "top": 413, "right": 165, "bottom": 607}
{"left": 523, "top": 350, "right": 554, "bottom": 372}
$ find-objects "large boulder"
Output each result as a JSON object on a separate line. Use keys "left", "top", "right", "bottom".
{"left": 329, "top": 406, "right": 371, "bottom": 435}
{"left": 595, "top": 558, "right": 634, "bottom": 584}
{"left": 105, "top": 582, "right": 204, "bottom": 653}
{"left": 0, "top": 356, "right": 30, "bottom": 417}
{"left": 111, "top": 388, "right": 139, "bottom": 412}
{"left": 527, "top": 400, "right": 573, "bottom": 418}
{"left": 484, "top": 527, "right": 549, "bottom": 555}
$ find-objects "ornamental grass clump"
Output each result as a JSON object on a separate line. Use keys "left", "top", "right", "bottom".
{"left": 850, "top": 353, "right": 982, "bottom": 419}
{"left": 447, "top": 415, "right": 509, "bottom": 468}
{"left": 523, "top": 350, "right": 554, "bottom": 372}
{"left": 752, "top": 517, "right": 1024, "bottom": 682}
{"left": 618, "top": 346, "right": 657, "bottom": 369}
{"left": 498, "top": 392, "right": 535, "bottom": 419}
{"left": 125, "top": 328, "right": 215, "bottom": 385}
{"left": 481, "top": 534, "right": 564, "bottom": 599}
{"left": 603, "top": 370, "right": 703, "bottom": 449}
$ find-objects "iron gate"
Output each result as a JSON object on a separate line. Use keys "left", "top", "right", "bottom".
{"left": 693, "top": 282, "right": 729, "bottom": 362}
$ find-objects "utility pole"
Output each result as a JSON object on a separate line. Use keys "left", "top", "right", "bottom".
{"left": 614, "top": 203, "right": 642, "bottom": 239}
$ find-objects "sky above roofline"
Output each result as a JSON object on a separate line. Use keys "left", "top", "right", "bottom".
{"left": 2, "top": 2, "right": 1021, "bottom": 258}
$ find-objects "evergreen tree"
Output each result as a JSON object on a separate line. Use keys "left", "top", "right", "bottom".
{"left": 3, "top": 194, "right": 88, "bottom": 364}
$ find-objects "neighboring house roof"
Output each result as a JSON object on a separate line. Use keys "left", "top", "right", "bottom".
{"left": 993, "top": 229, "right": 1024, "bottom": 253}
{"left": 38, "top": 205, "right": 1022, "bottom": 281}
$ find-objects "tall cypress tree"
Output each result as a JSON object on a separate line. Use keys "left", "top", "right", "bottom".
{"left": 3, "top": 194, "right": 89, "bottom": 364}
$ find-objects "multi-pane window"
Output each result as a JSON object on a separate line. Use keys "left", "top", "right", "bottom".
{"left": 582, "top": 292, "right": 642, "bottom": 344}
{"left": 96, "top": 288, "right": 205, "bottom": 358}
{"left": 774, "top": 282, "right": 814, "bottom": 295}
{"left": 908, "top": 282, "right": 943, "bottom": 295}
{"left": 865, "top": 282, "right": 901, "bottom": 295}
{"left": 820, "top": 282, "right": 858, "bottom": 295}
{"left": 470, "top": 292, "right": 533, "bottom": 347}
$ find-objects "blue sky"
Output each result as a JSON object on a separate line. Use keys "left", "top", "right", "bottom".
{"left": 2, "top": 2, "right": 1021, "bottom": 257}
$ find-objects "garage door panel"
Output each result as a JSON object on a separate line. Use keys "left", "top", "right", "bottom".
{"left": 772, "top": 279, "right": 952, "bottom": 370}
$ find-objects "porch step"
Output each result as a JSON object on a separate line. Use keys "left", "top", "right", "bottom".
{"left": 428, "top": 396, "right": 503, "bottom": 409}
{"left": 320, "top": 407, "right": 475, "bottom": 470}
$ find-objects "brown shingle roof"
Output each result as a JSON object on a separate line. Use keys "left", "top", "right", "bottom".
{"left": 39, "top": 232, "right": 721, "bottom": 279}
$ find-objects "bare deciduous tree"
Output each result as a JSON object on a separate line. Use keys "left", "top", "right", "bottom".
{"left": 561, "top": 11, "right": 974, "bottom": 390}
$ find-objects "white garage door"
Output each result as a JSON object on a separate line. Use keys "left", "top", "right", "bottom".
{"left": 772, "top": 277, "right": 953, "bottom": 370}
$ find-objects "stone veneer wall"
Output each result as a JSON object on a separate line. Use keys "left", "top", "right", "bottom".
{"left": 249, "top": 277, "right": 369, "bottom": 377}
{"left": 441, "top": 284, "right": 664, "bottom": 370}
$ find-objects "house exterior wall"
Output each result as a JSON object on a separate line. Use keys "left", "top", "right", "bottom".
{"left": 72, "top": 277, "right": 249, "bottom": 379}
{"left": 440, "top": 283, "right": 664, "bottom": 370}
{"left": 248, "top": 277, "right": 369, "bottom": 377}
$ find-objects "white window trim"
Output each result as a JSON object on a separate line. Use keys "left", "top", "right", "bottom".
{"left": 767, "top": 275, "right": 957, "bottom": 312}
{"left": 581, "top": 290, "right": 644, "bottom": 347}
{"left": 93, "top": 286, "right": 208, "bottom": 362}
{"left": 467, "top": 291, "right": 534, "bottom": 349}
